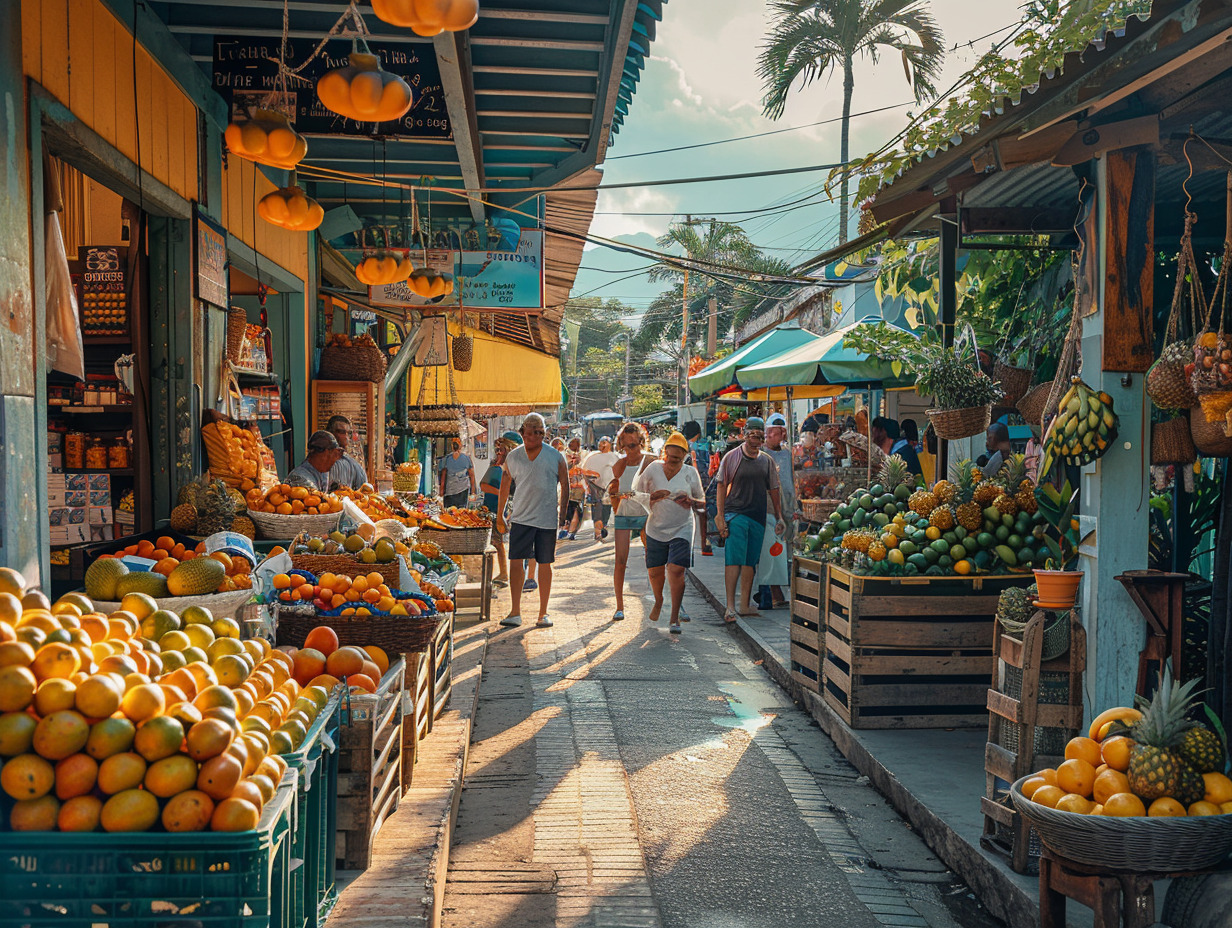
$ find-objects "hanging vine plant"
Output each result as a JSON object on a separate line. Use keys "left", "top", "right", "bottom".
{"left": 371, "top": 0, "right": 480, "bottom": 36}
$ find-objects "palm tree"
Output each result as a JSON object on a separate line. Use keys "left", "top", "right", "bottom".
{"left": 758, "top": 0, "right": 945, "bottom": 244}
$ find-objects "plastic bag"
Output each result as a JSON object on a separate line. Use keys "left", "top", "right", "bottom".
{"left": 46, "top": 213, "right": 84, "bottom": 380}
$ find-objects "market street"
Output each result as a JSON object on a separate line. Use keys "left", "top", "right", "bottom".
{"left": 442, "top": 534, "right": 992, "bottom": 928}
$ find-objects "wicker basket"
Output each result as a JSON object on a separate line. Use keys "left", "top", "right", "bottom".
{"left": 246, "top": 508, "right": 343, "bottom": 540}
{"left": 1190, "top": 409, "right": 1232, "bottom": 457}
{"left": 1151, "top": 416, "right": 1197, "bottom": 466}
{"left": 1147, "top": 344, "right": 1198, "bottom": 411}
{"left": 226, "top": 307, "right": 249, "bottom": 365}
{"left": 289, "top": 553, "right": 401, "bottom": 587}
{"left": 1010, "top": 776, "right": 1232, "bottom": 870}
{"left": 392, "top": 472, "right": 421, "bottom": 492}
{"left": 801, "top": 498, "right": 842, "bottom": 523}
{"left": 90, "top": 587, "right": 254, "bottom": 621}
{"left": 277, "top": 608, "right": 440, "bottom": 654}
{"left": 1017, "top": 381, "right": 1053, "bottom": 429}
{"left": 926, "top": 405, "right": 992, "bottom": 440}
{"left": 416, "top": 524, "right": 492, "bottom": 554}
{"left": 994, "top": 360, "right": 1033, "bottom": 407}
{"left": 317, "top": 344, "right": 387, "bottom": 383}
{"left": 998, "top": 614, "right": 1071, "bottom": 662}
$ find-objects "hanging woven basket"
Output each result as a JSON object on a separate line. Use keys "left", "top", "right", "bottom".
{"left": 1151, "top": 415, "right": 1197, "bottom": 466}
{"left": 1191, "top": 406, "right": 1232, "bottom": 457}
{"left": 451, "top": 333, "right": 474, "bottom": 372}
{"left": 318, "top": 343, "right": 388, "bottom": 383}
{"left": 993, "top": 359, "right": 1032, "bottom": 407}
{"left": 1017, "top": 381, "right": 1053, "bottom": 429}
{"left": 925, "top": 405, "right": 992, "bottom": 440}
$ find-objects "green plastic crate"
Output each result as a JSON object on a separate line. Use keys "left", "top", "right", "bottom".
{"left": 0, "top": 777, "right": 295, "bottom": 928}
{"left": 281, "top": 691, "right": 342, "bottom": 928}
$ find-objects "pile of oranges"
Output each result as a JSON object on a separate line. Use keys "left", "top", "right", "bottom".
{"left": 0, "top": 567, "right": 332, "bottom": 832}
{"left": 285, "top": 626, "right": 389, "bottom": 696}
{"left": 245, "top": 484, "right": 343, "bottom": 516}
{"left": 273, "top": 571, "right": 429, "bottom": 617}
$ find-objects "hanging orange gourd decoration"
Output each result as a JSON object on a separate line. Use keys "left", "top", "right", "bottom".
{"left": 371, "top": 0, "right": 479, "bottom": 35}
{"left": 407, "top": 268, "right": 455, "bottom": 299}
{"left": 317, "top": 51, "right": 414, "bottom": 124}
{"left": 356, "top": 252, "right": 415, "bottom": 287}
{"left": 258, "top": 185, "right": 324, "bottom": 232}
{"left": 224, "top": 110, "right": 308, "bottom": 170}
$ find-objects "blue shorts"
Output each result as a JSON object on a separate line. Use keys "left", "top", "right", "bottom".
{"left": 724, "top": 514, "right": 765, "bottom": 568}
{"left": 645, "top": 536, "right": 692, "bottom": 569}
{"left": 613, "top": 515, "right": 647, "bottom": 532}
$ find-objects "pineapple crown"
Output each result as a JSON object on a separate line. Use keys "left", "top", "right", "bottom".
{"left": 949, "top": 458, "right": 977, "bottom": 501}
{"left": 879, "top": 454, "right": 910, "bottom": 490}
{"left": 998, "top": 453, "right": 1028, "bottom": 489}
{"left": 1131, "top": 668, "right": 1204, "bottom": 748}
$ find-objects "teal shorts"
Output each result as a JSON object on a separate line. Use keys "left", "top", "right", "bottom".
{"left": 613, "top": 515, "right": 647, "bottom": 532}
{"left": 724, "top": 514, "right": 765, "bottom": 567}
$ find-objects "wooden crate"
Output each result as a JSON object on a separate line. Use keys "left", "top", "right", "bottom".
{"left": 790, "top": 556, "right": 825, "bottom": 692}
{"left": 821, "top": 565, "right": 1031, "bottom": 729}
{"left": 336, "top": 659, "right": 405, "bottom": 871}
{"left": 432, "top": 614, "right": 454, "bottom": 720}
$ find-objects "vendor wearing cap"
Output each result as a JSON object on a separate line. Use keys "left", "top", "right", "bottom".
{"left": 756, "top": 413, "right": 794, "bottom": 608}
{"left": 633, "top": 430, "right": 705, "bottom": 633}
{"left": 287, "top": 431, "right": 343, "bottom": 493}
{"left": 480, "top": 430, "right": 522, "bottom": 587}
{"left": 794, "top": 416, "right": 824, "bottom": 470}
{"left": 715, "top": 416, "right": 785, "bottom": 622}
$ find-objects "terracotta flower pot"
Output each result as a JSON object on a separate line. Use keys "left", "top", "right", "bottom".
{"left": 1033, "top": 569, "right": 1083, "bottom": 609}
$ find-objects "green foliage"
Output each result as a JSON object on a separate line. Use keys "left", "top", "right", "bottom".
{"left": 841, "top": 322, "right": 1000, "bottom": 409}
{"left": 1035, "top": 480, "right": 1092, "bottom": 571}
{"left": 630, "top": 384, "right": 666, "bottom": 417}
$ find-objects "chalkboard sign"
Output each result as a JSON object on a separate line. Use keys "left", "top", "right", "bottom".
{"left": 212, "top": 36, "right": 452, "bottom": 140}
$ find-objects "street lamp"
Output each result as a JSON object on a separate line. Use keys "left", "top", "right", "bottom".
{"left": 610, "top": 331, "right": 632, "bottom": 414}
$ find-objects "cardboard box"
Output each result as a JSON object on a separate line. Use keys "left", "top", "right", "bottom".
{"left": 47, "top": 476, "right": 66, "bottom": 507}
{"left": 65, "top": 490, "right": 87, "bottom": 508}
{"left": 88, "top": 474, "right": 111, "bottom": 492}
{"left": 50, "top": 526, "right": 69, "bottom": 545}
{"left": 89, "top": 490, "right": 111, "bottom": 509}
{"left": 65, "top": 522, "right": 90, "bottom": 544}
{"left": 88, "top": 507, "right": 109, "bottom": 525}
{"left": 65, "top": 473, "right": 87, "bottom": 493}
{"left": 90, "top": 524, "right": 115, "bottom": 542}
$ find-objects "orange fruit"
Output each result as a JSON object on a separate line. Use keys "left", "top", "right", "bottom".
{"left": 0, "top": 641, "right": 35, "bottom": 668}
{"left": 85, "top": 717, "right": 136, "bottom": 760}
{"left": 161, "top": 667, "right": 199, "bottom": 701}
{"left": 121, "top": 683, "right": 165, "bottom": 723}
{"left": 134, "top": 716, "right": 186, "bottom": 762}
{"left": 248, "top": 773, "right": 277, "bottom": 804}
{"left": 0, "top": 665, "right": 37, "bottom": 711}
{"left": 1100, "top": 736, "right": 1133, "bottom": 772}
{"left": 1092, "top": 769, "right": 1131, "bottom": 805}
{"left": 31, "top": 642, "right": 80, "bottom": 681}
{"left": 325, "top": 647, "right": 366, "bottom": 679}
{"left": 54, "top": 753, "right": 99, "bottom": 799}
{"left": 291, "top": 649, "right": 326, "bottom": 686}
{"left": 34, "top": 678, "right": 77, "bottom": 715}
{"left": 32, "top": 710, "right": 90, "bottom": 760}
{"left": 360, "top": 660, "right": 382, "bottom": 683}
{"left": 0, "top": 711, "right": 37, "bottom": 756}
{"left": 348, "top": 674, "right": 377, "bottom": 694}
{"left": 168, "top": 702, "right": 203, "bottom": 732}
{"left": 1056, "top": 793, "right": 1093, "bottom": 814}
{"left": 97, "top": 752, "right": 147, "bottom": 795}
{"left": 211, "top": 796, "right": 261, "bottom": 831}
{"left": 193, "top": 685, "right": 239, "bottom": 713}
{"left": 1101, "top": 792, "right": 1147, "bottom": 817}
{"left": 57, "top": 794, "right": 102, "bottom": 831}
{"left": 1203, "top": 772, "right": 1232, "bottom": 805}
{"left": 307, "top": 673, "right": 341, "bottom": 691}
{"left": 362, "top": 646, "right": 389, "bottom": 677}
{"left": 1189, "top": 800, "right": 1222, "bottom": 816}
{"left": 1056, "top": 758, "right": 1097, "bottom": 798}
{"left": 1, "top": 753, "right": 55, "bottom": 799}
{"left": 197, "top": 753, "right": 244, "bottom": 801}
{"left": 1064, "top": 736, "right": 1103, "bottom": 768}
{"left": 76, "top": 674, "right": 123, "bottom": 718}
{"left": 10, "top": 794, "right": 60, "bottom": 831}
{"left": 144, "top": 754, "right": 201, "bottom": 798}
{"left": 185, "top": 718, "right": 234, "bottom": 761}
{"left": 163, "top": 789, "right": 215, "bottom": 832}
{"left": 1147, "top": 797, "right": 1186, "bottom": 817}
{"left": 100, "top": 788, "right": 160, "bottom": 832}
{"left": 228, "top": 779, "right": 264, "bottom": 809}
{"left": 78, "top": 615, "right": 108, "bottom": 643}
{"left": 1031, "top": 785, "right": 1065, "bottom": 809}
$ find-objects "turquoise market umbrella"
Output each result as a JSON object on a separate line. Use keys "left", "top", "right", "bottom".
{"left": 687, "top": 320, "right": 820, "bottom": 398}
{"left": 737, "top": 315, "right": 917, "bottom": 391}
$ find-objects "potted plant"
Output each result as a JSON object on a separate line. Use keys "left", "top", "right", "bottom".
{"left": 843, "top": 323, "right": 1001, "bottom": 439}
{"left": 1033, "top": 479, "right": 1092, "bottom": 608}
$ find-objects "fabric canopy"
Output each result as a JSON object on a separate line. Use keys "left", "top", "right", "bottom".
{"left": 688, "top": 321, "right": 819, "bottom": 398}
{"left": 406, "top": 323, "right": 562, "bottom": 409}
{"left": 737, "top": 315, "right": 916, "bottom": 391}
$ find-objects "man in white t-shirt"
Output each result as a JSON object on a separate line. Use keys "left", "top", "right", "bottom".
{"left": 496, "top": 413, "right": 569, "bottom": 629}
{"left": 633, "top": 431, "right": 704, "bottom": 633}
{"left": 582, "top": 437, "right": 620, "bottom": 541}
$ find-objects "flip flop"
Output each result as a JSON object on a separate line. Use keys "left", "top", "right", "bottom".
{"left": 740, "top": 610, "right": 762, "bottom": 618}
{"left": 612, "top": 610, "right": 625, "bottom": 622}
{"left": 723, "top": 609, "right": 739, "bottom": 624}
{"left": 669, "top": 624, "right": 682, "bottom": 634}
{"left": 770, "top": 600, "right": 788, "bottom": 610}
{"left": 679, "top": 608, "right": 690, "bottom": 622}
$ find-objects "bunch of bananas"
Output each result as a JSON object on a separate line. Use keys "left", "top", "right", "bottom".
{"left": 1042, "top": 377, "right": 1119, "bottom": 472}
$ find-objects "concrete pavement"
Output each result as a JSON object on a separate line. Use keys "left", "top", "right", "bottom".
{"left": 441, "top": 530, "right": 995, "bottom": 928}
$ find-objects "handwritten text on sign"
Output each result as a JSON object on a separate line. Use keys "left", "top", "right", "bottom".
{"left": 212, "top": 37, "right": 451, "bottom": 140}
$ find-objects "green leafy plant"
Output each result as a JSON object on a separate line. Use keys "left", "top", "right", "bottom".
{"left": 841, "top": 322, "right": 1000, "bottom": 409}
{"left": 1034, "top": 480, "right": 1093, "bottom": 571}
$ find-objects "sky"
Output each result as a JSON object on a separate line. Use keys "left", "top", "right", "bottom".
{"left": 571, "top": 0, "right": 1023, "bottom": 315}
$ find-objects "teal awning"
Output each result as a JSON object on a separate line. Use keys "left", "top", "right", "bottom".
{"left": 737, "top": 315, "right": 917, "bottom": 390}
{"left": 687, "top": 321, "right": 820, "bottom": 398}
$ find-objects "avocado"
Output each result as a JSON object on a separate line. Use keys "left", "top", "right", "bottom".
{"left": 995, "top": 525, "right": 1010, "bottom": 542}
{"left": 898, "top": 541, "right": 918, "bottom": 556}
{"left": 937, "top": 555, "right": 954, "bottom": 571}
{"left": 1007, "top": 534, "right": 1024, "bottom": 550}
{"left": 962, "top": 536, "right": 981, "bottom": 555}
{"left": 942, "top": 531, "right": 957, "bottom": 547}
{"left": 852, "top": 509, "right": 866, "bottom": 528}
{"left": 994, "top": 545, "right": 1018, "bottom": 567}
{"left": 907, "top": 553, "right": 929, "bottom": 570}
{"left": 976, "top": 532, "right": 995, "bottom": 549}
{"left": 953, "top": 526, "right": 968, "bottom": 540}
{"left": 930, "top": 539, "right": 950, "bottom": 554}
{"left": 859, "top": 493, "right": 875, "bottom": 510}
{"left": 894, "top": 484, "right": 912, "bottom": 501}
{"left": 873, "top": 513, "right": 890, "bottom": 527}
{"left": 869, "top": 484, "right": 885, "bottom": 496}
{"left": 923, "top": 547, "right": 940, "bottom": 565}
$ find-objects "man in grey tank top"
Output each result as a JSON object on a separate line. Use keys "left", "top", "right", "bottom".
{"left": 496, "top": 413, "right": 569, "bottom": 628}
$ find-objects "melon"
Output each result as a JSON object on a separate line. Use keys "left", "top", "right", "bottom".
{"left": 166, "top": 559, "right": 226, "bottom": 597}
{"left": 84, "top": 559, "right": 129, "bottom": 601}
{"left": 114, "top": 571, "right": 169, "bottom": 599}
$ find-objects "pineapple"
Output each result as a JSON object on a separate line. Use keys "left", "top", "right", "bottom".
{"left": 1173, "top": 763, "right": 1207, "bottom": 806}
{"left": 1000, "top": 454, "right": 1038, "bottom": 515}
{"left": 929, "top": 506, "right": 955, "bottom": 530}
{"left": 973, "top": 480, "right": 1003, "bottom": 507}
{"left": 879, "top": 455, "right": 911, "bottom": 493}
{"left": 198, "top": 478, "right": 238, "bottom": 536}
{"left": 994, "top": 494, "right": 1019, "bottom": 518}
{"left": 1127, "top": 671, "right": 1202, "bottom": 802}
{"left": 996, "top": 586, "right": 1033, "bottom": 627}
{"left": 867, "top": 541, "right": 886, "bottom": 561}
{"left": 908, "top": 489, "right": 938, "bottom": 517}
{"left": 1179, "top": 723, "right": 1226, "bottom": 774}
{"left": 932, "top": 480, "right": 957, "bottom": 505}
{"left": 169, "top": 503, "right": 197, "bottom": 534}
{"left": 951, "top": 460, "right": 983, "bottom": 532}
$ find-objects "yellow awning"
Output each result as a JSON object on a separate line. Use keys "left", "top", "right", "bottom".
{"left": 407, "top": 323, "right": 562, "bottom": 408}
{"left": 753, "top": 385, "right": 847, "bottom": 402}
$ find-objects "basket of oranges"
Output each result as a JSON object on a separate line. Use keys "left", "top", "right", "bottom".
{"left": 273, "top": 569, "right": 439, "bottom": 653}
{"left": 245, "top": 484, "right": 344, "bottom": 539}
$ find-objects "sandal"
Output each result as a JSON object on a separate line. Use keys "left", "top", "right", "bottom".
{"left": 723, "top": 609, "right": 739, "bottom": 624}
{"left": 679, "top": 608, "right": 690, "bottom": 622}
{"left": 612, "top": 610, "right": 625, "bottom": 622}
{"left": 670, "top": 623, "right": 682, "bottom": 634}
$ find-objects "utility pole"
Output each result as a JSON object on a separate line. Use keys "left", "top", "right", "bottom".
{"left": 707, "top": 294, "right": 717, "bottom": 357}
{"left": 679, "top": 267, "right": 689, "bottom": 407}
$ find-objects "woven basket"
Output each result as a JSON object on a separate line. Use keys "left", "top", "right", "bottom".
{"left": 926, "top": 405, "right": 992, "bottom": 440}
{"left": 277, "top": 609, "right": 440, "bottom": 654}
{"left": 1151, "top": 416, "right": 1197, "bottom": 465}
{"left": 801, "top": 498, "right": 841, "bottom": 523}
{"left": 317, "top": 344, "right": 388, "bottom": 383}
{"left": 408, "top": 403, "right": 465, "bottom": 422}
{"left": 90, "top": 587, "right": 254, "bottom": 621}
{"left": 393, "top": 472, "right": 421, "bottom": 492}
{"left": 1190, "top": 409, "right": 1232, "bottom": 457}
{"left": 998, "top": 614, "right": 1071, "bottom": 662}
{"left": 1017, "top": 381, "right": 1053, "bottom": 429}
{"left": 994, "top": 360, "right": 1033, "bottom": 407}
{"left": 246, "top": 508, "right": 343, "bottom": 540}
{"left": 416, "top": 524, "right": 492, "bottom": 554}
{"left": 1147, "top": 343, "right": 1198, "bottom": 411}
{"left": 226, "top": 307, "right": 248, "bottom": 364}
{"left": 407, "top": 419, "right": 461, "bottom": 437}
{"left": 1010, "top": 777, "right": 1232, "bottom": 870}
{"left": 289, "top": 553, "right": 401, "bottom": 587}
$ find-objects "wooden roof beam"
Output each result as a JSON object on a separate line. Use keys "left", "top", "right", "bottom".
{"left": 434, "top": 29, "right": 486, "bottom": 225}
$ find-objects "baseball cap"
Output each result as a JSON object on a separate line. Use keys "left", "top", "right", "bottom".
{"left": 766, "top": 413, "right": 787, "bottom": 427}
{"left": 800, "top": 417, "right": 821, "bottom": 433}
{"left": 306, "top": 430, "right": 340, "bottom": 452}
{"left": 745, "top": 416, "right": 766, "bottom": 432}
{"left": 501, "top": 429, "right": 523, "bottom": 446}
{"left": 664, "top": 431, "right": 689, "bottom": 452}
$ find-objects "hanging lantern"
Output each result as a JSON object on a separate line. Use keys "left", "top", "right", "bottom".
{"left": 356, "top": 252, "right": 414, "bottom": 287}
{"left": 257, "top": 186, "right": 324, "bottom": 232}
{"left": 408, "top": 268, "right": 455, "bottom": 299}
{"left": 372, "top": 0, "right": 480, "bottom": 35}
{"left": 317, "top": 52, "right": 414, "bottom": 124}
{"left": 224, "top": 110, "right": 307, "bottom": 170}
